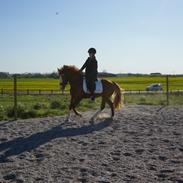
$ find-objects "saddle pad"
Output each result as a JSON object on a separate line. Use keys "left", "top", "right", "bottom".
{"left": 83, "top": 79, "right": 103, "bottom": 94}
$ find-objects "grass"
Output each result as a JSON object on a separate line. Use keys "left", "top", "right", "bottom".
{"left": 0, "top": 94, "right": 102, "bottom": 120}
{"left": 0, "top": 78, "right": 60, "bottom": 91}
{"left": 1, "top": 76, "right": 183, "bottom": 92}
{"left": 124, "top": 93, "right": 183, "bottom": 105}
{"left": 105, "top": 76, "right": 183, "bottom": 90}
{"left": 0, "top": 93, "right": 183, "bottom": 121}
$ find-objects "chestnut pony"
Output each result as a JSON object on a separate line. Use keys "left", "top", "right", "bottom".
{"left": 58, "top": 65, "right": 123, "bottom": 122}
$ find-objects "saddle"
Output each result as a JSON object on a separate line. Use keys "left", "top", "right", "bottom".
{"left": 83, "top": 78, "right": 103, "bottom": 94}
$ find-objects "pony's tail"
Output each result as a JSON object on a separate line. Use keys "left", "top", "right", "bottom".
{"left": 113, "top": 82, "right": 123, "bottom": 110}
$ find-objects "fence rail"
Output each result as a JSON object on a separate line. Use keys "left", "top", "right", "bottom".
{"left": 1, "top": 88, "right": 183, "bottom": 95}
{"left": 0, "top": 89, "right": 61, "bottom": 95}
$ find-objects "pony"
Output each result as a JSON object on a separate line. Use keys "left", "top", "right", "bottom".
{"left": 58, "top": 65, "right": 123, "bottom": 122}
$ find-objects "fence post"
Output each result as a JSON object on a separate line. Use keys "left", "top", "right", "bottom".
{"left": 13, "top": 75, "right": 17, "bottom": 119}
{"left": 166, "top": 75, "right": 169, "bottom": 105}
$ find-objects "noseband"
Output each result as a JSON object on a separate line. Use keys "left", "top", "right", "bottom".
{"left": 59, "top": 74, "right": 67, "bottom": 87}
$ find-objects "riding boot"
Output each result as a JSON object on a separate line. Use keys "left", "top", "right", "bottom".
{"left": 90, "top": 91, "right": 95, "bottom": 101}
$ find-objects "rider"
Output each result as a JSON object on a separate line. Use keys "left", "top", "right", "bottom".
{"left": 80, "top": 48, "right": 98, "bottom": 101}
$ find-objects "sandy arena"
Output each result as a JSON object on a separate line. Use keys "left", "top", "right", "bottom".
{"left": 0, "top": 105, "right": 183, "bottom": 183}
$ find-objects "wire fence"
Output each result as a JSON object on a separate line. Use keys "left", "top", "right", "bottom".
{"left": 0, "top": 75, "right": 183, "bottom": 120}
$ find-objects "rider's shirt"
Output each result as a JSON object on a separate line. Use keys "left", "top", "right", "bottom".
{"left": 80, "top": 57, "right": 98, "bottom": 80}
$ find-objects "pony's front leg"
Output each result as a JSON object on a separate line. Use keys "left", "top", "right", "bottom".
{"left": 65, "top": 98, "right": 73, "bottom": 122}
{"left": 65, "top": 110, "right": 71, "bottom": 122}
{"left": 65, "top": 96, "right": 82, "bottom": 122}
{"left": 72, "top": 97, "right": 82, "bottom": 117}
{"left": 73, "top": 108, "right": 82, "bottom": 117}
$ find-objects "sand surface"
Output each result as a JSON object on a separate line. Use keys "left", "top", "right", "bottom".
{"left": 0, "top": 105, "right": 183, "bottom": 183}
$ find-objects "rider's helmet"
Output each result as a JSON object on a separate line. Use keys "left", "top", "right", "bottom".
{"left": 88, "top": 48, "right": 96, "bottom": 54}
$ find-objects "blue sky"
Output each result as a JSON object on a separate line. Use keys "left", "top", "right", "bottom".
{"left": 0, "top": 0, "right": 183, "bottom": 74}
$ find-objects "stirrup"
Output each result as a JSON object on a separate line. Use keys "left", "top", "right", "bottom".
{"left": 90, "top": 96, "right": 95, "bottom": 101}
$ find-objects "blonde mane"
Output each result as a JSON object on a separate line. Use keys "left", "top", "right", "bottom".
{"left": 65, "top": 65, "right": 80, "bottom": 73}
{"left": 59, "top": 65, "right": 82, "bottom": 76}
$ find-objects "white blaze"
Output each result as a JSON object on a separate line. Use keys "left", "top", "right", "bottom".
{"left": 59, "top": 75, "right": 63, "bottom": 84}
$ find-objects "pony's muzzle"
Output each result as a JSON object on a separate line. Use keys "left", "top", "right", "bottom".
{"left": 60, "top": 83, "right": 64, "bottom": 91}
{"left": 60, "top": 83, "right": 66, "bottom": 94}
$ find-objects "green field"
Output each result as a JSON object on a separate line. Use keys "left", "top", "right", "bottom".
{"left": 107, "top": 76, "right": 183, "bottom": 90}
{"left": 0, "top": 78, "right": 60, "bottom": 91}
{"left": 1, "top": 76, "right": 183, "bottom": 92}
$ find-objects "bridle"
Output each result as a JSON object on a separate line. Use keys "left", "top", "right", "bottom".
{"left": 59, "top": 73, "right": 68, "bottom": 92}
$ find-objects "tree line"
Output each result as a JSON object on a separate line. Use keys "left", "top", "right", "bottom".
{"left": 0, "top": 71, "right": 117, "bottom": 79}
{"left": 1, "top": 71, "right": 183, "bottom": 79}
{"left": 0, "top": 72, "right": 58, "bottom": 79}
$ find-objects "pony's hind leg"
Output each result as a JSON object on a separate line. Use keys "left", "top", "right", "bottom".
{"left": 90, "top": 110, "right": 101, "bottom": 124}
{"left": 90, "top": 97, "right": 106, "bottom": 123}
{"left": 106, "top": 98, "right": 114, "bottom": 118}
{"left": 100, "top": 97, "right": 106, "bottom": 111}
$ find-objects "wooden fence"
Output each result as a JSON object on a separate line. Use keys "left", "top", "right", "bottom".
{"left": 2, "top": 88, "right": 183, "bottom": 95}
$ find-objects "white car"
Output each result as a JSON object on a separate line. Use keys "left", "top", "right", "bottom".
{"left": 146, "top": 83, "right": 163, "bottom": 91}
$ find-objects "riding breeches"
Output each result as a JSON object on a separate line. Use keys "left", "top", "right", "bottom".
{"left": 86, "top": 78, "right": 96, "bottom": 94}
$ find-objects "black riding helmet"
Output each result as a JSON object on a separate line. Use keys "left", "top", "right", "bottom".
{"left": 88, "top": 48, "right": 96, "bottom": 54}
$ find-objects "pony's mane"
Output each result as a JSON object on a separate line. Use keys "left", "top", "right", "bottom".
{"left": 65, "top": 65, "right": 79, "bottom": 73}
{"left": 60, "top": 65, "right": 82, "bottom": 75}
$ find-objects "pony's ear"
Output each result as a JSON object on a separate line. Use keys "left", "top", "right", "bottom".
{"left": 57, "top": 68, "right": 60, "bottom": 72}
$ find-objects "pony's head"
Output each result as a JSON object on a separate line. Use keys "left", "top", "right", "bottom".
{"left": 58, "top": 65, "right": 68, "bottom": 92}
{"left": 57, "top": 65, "right": 81, "bottom": 92}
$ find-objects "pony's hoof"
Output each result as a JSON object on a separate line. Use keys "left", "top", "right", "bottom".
{"left": 110, "top": 116, "right": 114, "bottom": 120}
{"left": 89, "top": 119, "right": 94, "bottom": 125}
{"left": 78, "top": 114, "right": 82, "bottom": 118}
{"left": 65, "top": 118, "right": 71, "bottom": 123}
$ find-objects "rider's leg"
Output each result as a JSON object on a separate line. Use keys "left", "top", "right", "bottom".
{"left": 89, "top": 80, "right": 96, "bottom": 101}
{"left": 86, "top": 78, "right": 91, "bottom": 93}
{"left": 86, "top": 78, "right": 95, "bottom": 100}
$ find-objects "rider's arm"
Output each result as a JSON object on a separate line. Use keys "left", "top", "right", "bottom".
{"left": 95, "top": 60, "right": 98, "bottom": 71}
{"left": 79, "top": 59, "right": 88, "bottom": 71}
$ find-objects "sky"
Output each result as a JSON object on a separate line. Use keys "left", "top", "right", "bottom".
{"left": 0, "top": 0, "right": 183, "bottom": 74}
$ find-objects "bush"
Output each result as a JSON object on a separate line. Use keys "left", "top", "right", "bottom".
{"left": 158, "top": 100, "right": 166, "bottom": 105}
{"left": 33, "top": 102, "right": 47, "bottom": 110}
{"left": 6, "top": 104, "right": 36, "bottom": 119}
{"left": 139, "top": 96, "right": 146, "bottom": 104}
{"left": 50, "top": 101, "right": 61, "bottom": 109}
{"left": 0, "top": 105, "right": 5, "bottom": 120}
{"left": 6, "top": 104, "right": 25, "bottom": 118}
{"left": 20, "top": 110, "right": 37, "bottom": 119}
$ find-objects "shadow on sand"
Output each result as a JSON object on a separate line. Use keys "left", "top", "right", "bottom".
{"left": 0, "top": 118, "right": 112, "bottom": 163}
